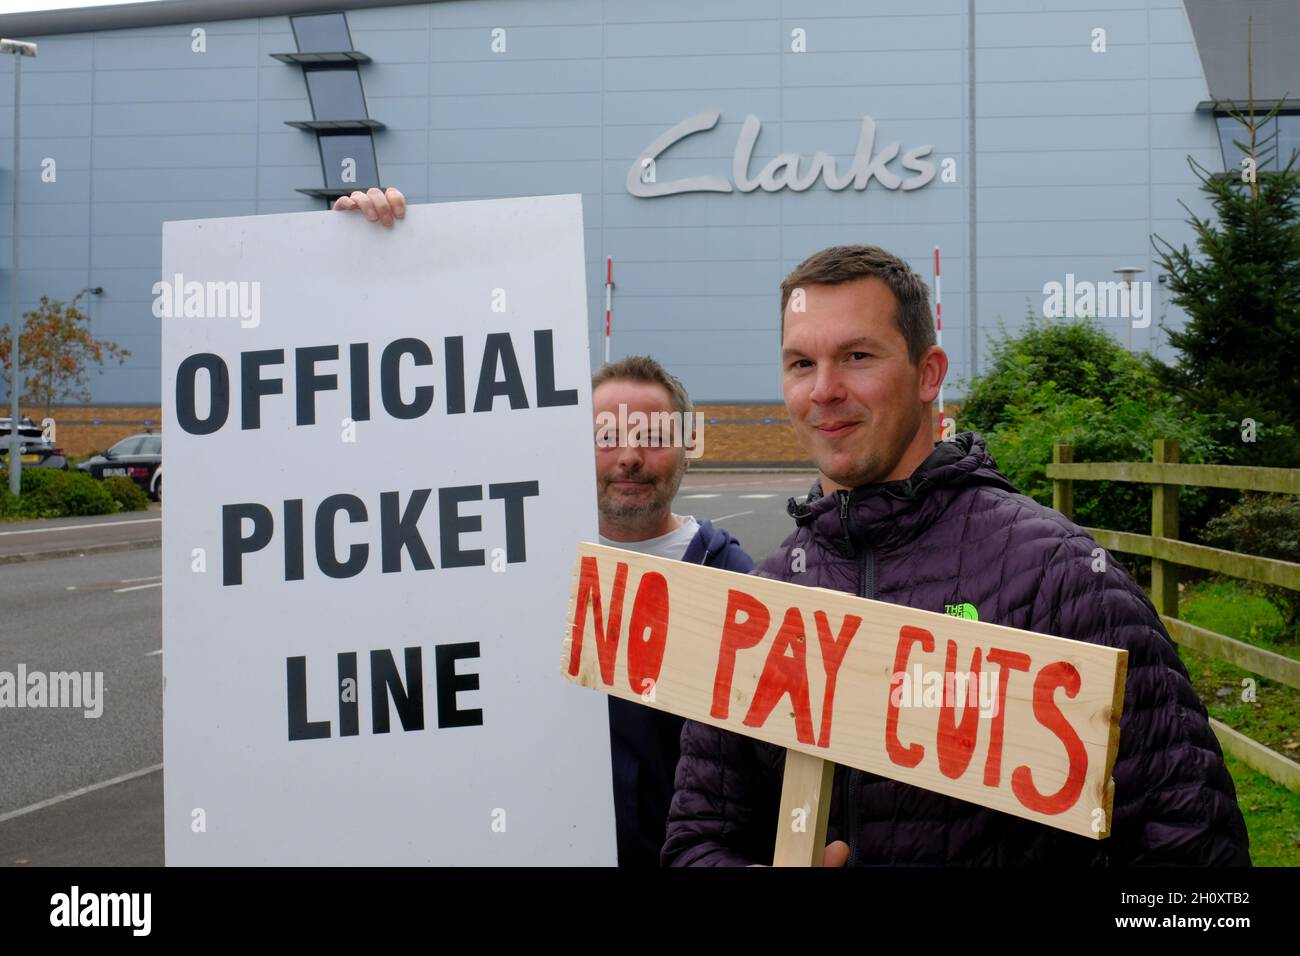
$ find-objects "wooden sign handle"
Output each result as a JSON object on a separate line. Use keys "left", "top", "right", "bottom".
{"left": 772, "top": 749, "right": 836, "bottom": 866}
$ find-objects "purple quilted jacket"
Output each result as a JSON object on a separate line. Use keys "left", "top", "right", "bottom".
{"left": 663, "top": 433, "right": 1250, "bottom": 866}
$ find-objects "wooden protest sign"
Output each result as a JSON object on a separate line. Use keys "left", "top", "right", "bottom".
{"left": 561, "top": 542, "right": 1128, "bottom": 864}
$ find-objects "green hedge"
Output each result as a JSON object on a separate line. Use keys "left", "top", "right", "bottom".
{"left": 960, "top": 317, "right": 1227, "bottom": 545}
{"left": 104, "top": 475, "right": 151, "bottom": 512}
{"left": 1204, "top": 494, "right": 1300, "bottom": 637}
{"left": 0, "top": 469, "right": 117, "bottom": 520}
{"left": 982, "top": 386, "right": 1223, "bottom": 538}
{"left": 960, "top": 317, "right": 1165, "bottom": 435}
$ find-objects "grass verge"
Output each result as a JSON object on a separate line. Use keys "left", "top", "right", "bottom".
{"left": 1176, "top": 577, "right": 1300, "bottom": 866}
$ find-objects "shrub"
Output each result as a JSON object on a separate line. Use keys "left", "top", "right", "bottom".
{"left": 0, "top": 469, "right": 123, "bottom": 521}
{"left": 962, "top": 316, "right": 1236, "bottom": 544}
{"left": 103, "top": 475, "right": 150, "bottom": 512}
{"left": 959, "top": 316, "right": 1164, "bottom": 435}
{"left": 1203, "top": 494, "right": 1300, "bottom": 637}
{"left": 18, "top": 469, "right": 115, "bottom": 518}
{"left": 983, "top": 382, "right": 1223, "bottom": 544}
{"left": 18, "top": 466, "right": 61, "bottom": 495}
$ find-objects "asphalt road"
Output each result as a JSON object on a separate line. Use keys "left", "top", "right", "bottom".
{"left": 0, "top": 506, "right": 161, "bottom": 564}
{"left": 0, "top": 542, "right": 164, "bottom": 865}
{"left": 675, "top": 470, "right": 816, "bottom": 565}
{"left": 0, "top": 472, "right": 810, "bottom": 867}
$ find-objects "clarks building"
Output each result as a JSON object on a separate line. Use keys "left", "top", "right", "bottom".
{"left": 0, "top": 0, "right": 1296, "bottom": 405}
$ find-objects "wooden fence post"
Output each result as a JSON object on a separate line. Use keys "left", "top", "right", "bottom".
{"left": 1151, "top": 438, "right": 1181, "bottom": 618}
{"left": 1052, "top": 444, "right": 1074, "bottom": 521}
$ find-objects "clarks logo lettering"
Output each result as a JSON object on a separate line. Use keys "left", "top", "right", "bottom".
{"left": 627, "top": 111, "right": 936, "bottom": 198}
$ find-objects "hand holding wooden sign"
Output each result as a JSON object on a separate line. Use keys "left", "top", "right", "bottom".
{"left": 561, "top": 542, "right": 1128, "bottom": 866}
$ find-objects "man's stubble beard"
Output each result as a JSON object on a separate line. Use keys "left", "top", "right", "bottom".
{"left": 598, "top": 462, "right": 686, "bottom": 539}
{"left": 820, "top": 402, "right": 923, "bottom": 490}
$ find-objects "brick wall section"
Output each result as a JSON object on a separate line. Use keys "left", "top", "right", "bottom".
{"left": 31, "top": 403, "right": 958, "bottom": 464}
{"left": 30, "top": 403, "right": 803, "bottom": 464}
{"left": 20, "top": 406, "right": 160, "bottom": 459}
{"left": 690, "top": 404, "right": 960, "bottom": 465}
{"left": 692, "top": 404, "right": 806, "bottom": 465}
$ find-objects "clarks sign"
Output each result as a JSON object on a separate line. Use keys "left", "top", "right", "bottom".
{"left": 627, "top": 110, "right": 937, "bottom": 198}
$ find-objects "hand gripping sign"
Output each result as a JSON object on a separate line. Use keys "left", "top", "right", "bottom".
{"left": 561, "top": 543, "right": 1128, "bottom": 866}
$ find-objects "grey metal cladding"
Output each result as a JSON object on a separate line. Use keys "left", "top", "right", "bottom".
{"left": 0, "top": 0, "right": 436, "bottom": 38}
{"left": 1184, "top": 0, "right": 1300, "bottom": 105}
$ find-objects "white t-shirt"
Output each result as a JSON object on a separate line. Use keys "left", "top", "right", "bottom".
{"left": 599, "top": 514, "right": 699, "bottom": 561}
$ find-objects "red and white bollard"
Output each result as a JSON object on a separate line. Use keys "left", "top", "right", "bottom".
{"left": 604, "top": 256, "right": 613, "bottom": 366}
{"left": 934, "top": 246, "right": 951, "bottom": 439}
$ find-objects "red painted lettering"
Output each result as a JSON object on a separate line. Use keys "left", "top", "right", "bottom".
{"left": 982, "top": 647, "right": 1031, "bottom": 788}
{"left": 937, "top": 640, "right": 982, "bottom": 779}
{"left": 625, "top": 571, "right": 670, "bottom": 694}
{"left": 567, "top": 556, "right": 628, "bottom": 685}
{"left": 814, "top": 610, "right": 861, "bottom": 748}
{"left": 710, "top": 588, "right": 771, "bottom": 719}
{"left": 1011, "top": 661, "right": 1088, "bottom": 814}
{"left": 886, "top": 625, "right": 934, "bottom": 768}
{"left": 743, "top": 607, "right": 815, "bottom": 744}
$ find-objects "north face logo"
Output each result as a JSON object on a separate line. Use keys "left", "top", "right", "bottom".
{"left": 945, "top": 603, "right": 979, "bottom": 621}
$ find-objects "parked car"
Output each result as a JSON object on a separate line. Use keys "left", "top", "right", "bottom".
{"left": 78, "top": 432, "right": 162, "bottom": 500}
{"left": 0, "top": 416, "right": 68, "bottom": 470}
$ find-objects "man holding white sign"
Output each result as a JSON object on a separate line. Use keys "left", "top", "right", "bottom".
{"left": 663, "top": 245, "right": 1250, "bottom": 866}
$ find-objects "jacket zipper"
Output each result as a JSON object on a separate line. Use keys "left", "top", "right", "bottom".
{"left": 836, "top": 490, "right": 875, "bottom": 868}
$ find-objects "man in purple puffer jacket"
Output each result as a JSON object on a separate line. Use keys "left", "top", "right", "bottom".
{"left": 662, "top": 245, "right": 1250, "bottom": 867}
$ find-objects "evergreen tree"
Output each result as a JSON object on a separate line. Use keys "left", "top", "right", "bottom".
{"left": 1152, "top": 104, "right": 1300, "bottom": 469}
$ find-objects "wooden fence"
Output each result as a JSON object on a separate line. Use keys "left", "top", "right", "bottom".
{"left": 1047, "top": 439, "right": 1300, "bottom": 792}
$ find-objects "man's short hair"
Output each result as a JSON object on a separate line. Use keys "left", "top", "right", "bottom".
{"left": 780, "top": 244, "right": 936, "bottom": 364}
{"left": 591, "top": 355, "right": 692, "bottom": 417}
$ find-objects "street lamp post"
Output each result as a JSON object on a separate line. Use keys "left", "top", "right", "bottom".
{"left": 1113, "top": 266, "right": 1144, "bottom": 352}
{"left": 4, "top": 38, "right": 37, "bottom": 496}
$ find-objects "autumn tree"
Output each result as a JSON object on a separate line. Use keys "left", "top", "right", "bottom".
{"left": 0, "top": 295, "right": 130, "bottom": 418}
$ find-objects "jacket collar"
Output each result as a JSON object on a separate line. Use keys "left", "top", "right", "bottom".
{"left": 785, "top": 432, "right": 1013, "bottom": 555}
{"left": 682, "top": 518, "right": 718, "bottom": 565}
